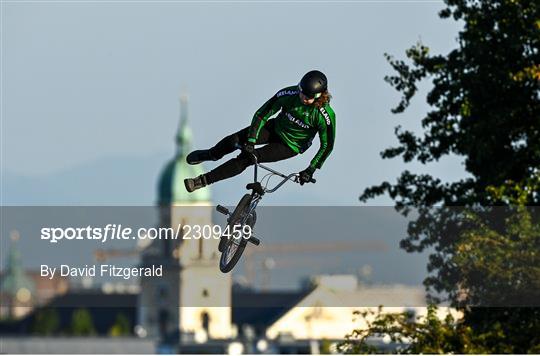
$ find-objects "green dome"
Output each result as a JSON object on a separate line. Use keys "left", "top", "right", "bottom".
{"left": 0, "top": 236, "right": 36, "bottom": 297}
{"left": 157, "top": 96, "right": 211, "bottom": 204}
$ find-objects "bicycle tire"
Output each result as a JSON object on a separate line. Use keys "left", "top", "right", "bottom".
{"left": 219, "top": 194, "right": 253, "bottom": 273}
{"left": 218, "top": 210, "right": 256, "bottom": 252}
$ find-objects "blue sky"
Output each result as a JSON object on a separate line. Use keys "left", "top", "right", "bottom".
{"left": 1, "top": 1, "right": 472, "bottom": 290}
{"left": 2, "top": 1, "right": 468, "bottom": 206}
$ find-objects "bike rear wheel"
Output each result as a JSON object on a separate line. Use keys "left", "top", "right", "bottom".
{"left": 219, "top": 194, "right": 253, "bottom": 273}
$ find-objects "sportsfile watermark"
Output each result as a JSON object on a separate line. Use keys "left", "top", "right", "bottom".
{"left": 40, "top": 224, "right": 253, "bottom": 244}
{"left": 2, "top": 206, "right": 539, "bottom": 307}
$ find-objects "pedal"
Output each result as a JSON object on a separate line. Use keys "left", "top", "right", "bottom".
{"left": 216, "top": 205, "right": 230, "bottom": 216}
{"left": 248, "top": 235, "right": 260, "bottom": 246}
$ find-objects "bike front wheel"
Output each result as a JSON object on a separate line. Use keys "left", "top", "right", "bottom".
{"left": 219, "top": 194, "right": 253, "bottom": 273}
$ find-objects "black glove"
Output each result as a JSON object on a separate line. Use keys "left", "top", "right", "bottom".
{"left": 299, "top": 166, "right": 315, "bottom": 185}
{"left": 243, "top": 143, "right": 255, "bottom": 154}
{"left": 240, "top": 142, "right": 256, "bottom": 163}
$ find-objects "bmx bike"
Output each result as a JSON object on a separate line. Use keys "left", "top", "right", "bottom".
{"left": 215, "top": 145, "right": 316, "bottom": 273}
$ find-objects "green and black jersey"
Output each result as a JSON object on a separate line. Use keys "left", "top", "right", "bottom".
{"left": 248, "top": 85, "right": 336, "bottom": 170}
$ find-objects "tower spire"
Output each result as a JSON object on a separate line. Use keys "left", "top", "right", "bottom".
{"left": 176, "top": 94, "right": 192, "bottom": 156}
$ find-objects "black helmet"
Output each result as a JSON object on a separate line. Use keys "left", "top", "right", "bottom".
{"left": 298, "top": 70, "right": 328, "bottom": 99}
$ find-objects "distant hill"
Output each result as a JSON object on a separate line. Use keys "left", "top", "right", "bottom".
{"left": 1, "top": 153, "right": 333, "bottom": 206}
{"left": 2, "top": 153, "right": 168, "bottom": 205}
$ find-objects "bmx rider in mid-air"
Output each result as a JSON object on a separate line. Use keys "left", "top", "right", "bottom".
{"left": 184, "top": 70, "right": 336, "bottom": 192}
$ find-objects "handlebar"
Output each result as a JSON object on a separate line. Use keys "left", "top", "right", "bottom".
{"left": 234, "top": 143, "right": 316, "bottom": 186}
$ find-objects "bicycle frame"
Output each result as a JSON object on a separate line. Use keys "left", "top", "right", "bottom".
{"left": 238, "top": 148, "right": 300, "bottom": 225}
{"left": 243, "top": 162, "right": 297, "bottom": 221}
{"left": 225, "top": 142, "right": 314, "bottom": 229}
{"left": 253, "top": 162, "right": 299, "bottom": 193}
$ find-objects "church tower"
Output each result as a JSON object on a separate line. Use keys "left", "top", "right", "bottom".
{"left": 138, "top": 95, "right": 232, "bottom": 340}
{"left": 0, "top": 231, "right": 36, "bottom": 319}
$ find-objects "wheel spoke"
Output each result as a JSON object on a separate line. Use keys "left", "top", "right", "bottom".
{"left": 226, "top": 242, "right": 237, "bottom": 263}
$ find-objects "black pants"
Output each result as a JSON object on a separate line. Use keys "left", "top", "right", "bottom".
{"left": 205, "top": 120, "right": 297, "bottom": 184}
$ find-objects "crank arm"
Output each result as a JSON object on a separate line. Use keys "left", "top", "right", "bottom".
{"left": 216, "top": 205, "right": 230, "bottom": 216}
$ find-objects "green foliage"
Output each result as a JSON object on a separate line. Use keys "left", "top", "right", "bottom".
{"left": 340, "top": 304, "right": 540, "bottom": 354}
{"left": 340, "top": 306, "right": 540, "bottom": 353}
{"left": 339, "top": 306, "right": 483, "bottom": 354}
{"left": 108, "top": 313, "right": 132, "bottom": 336}
{"left": 372, "top": 1, "right": 540, "bottom": 187}
{"left": 357, "top": 0, "right": 540, "bottom": 353}
{"left": 69, "top": 308, "right": 96, "bottom": 336}
{"left": 31, "top": 308, "right": 60, "bottom": 335}
{"left": 361, "top": 0, "right": 540, "bottom": 208}
{"left": 462, "top": 307, "right": 540, "bottom": 353}
{"left": 359, "top": 0, "right": 539, "bottom": 307}
{"left": 454, "top": 204, "right": 540, "bottom": 308}
{"left": 319, "top": 339, "right": 335, "bottom": 354}
{"left": 455, "top": 177, "right": 540, "bottom": 353}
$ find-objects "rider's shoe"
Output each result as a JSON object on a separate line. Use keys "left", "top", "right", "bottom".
{"left": 186, "top": 149, "right": 217, "bottom": 165}
{"left": 184, "top": 174, "right": 208, "bottom": 193}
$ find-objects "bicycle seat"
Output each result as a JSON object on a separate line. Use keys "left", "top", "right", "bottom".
{"left": 246, "top": 182, "right": 265, "bottom": 195}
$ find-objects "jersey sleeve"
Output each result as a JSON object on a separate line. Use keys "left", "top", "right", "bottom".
{"left": 247, "top": 86, "right": 297, "bottom": 143}
{"left": 310, "top": 106, "right": 336, "bottom": 169}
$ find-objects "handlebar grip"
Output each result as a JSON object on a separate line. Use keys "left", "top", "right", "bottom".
{"left": 293, "top": 175, "right": 316, "bottom": 184}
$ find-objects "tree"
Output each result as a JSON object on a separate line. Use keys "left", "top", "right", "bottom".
{"left": 339, "top": 306, "right": 481, "bottom": 354}
{"left": 454, "top": 178, "right": 540, "bottom": 353}
{"left": 341, "top": 196, "right": 540, "bottom": 353}
{"left": 31, "top": 308, "right": 60, "bottom": 335}
{"left": 108, "top": 313, "right": 131, "bottom": 336}
{"left": 340, "top": 303, "right": 540, "bottom": 354}
{"left": 69, "top": 308, "right": 96, "bottom": 336}
{"left": 361, "top": 0, "right": 539, "bottom": 296}
{"left": 357, "top": 0, "right": 540, "bottom": 352}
